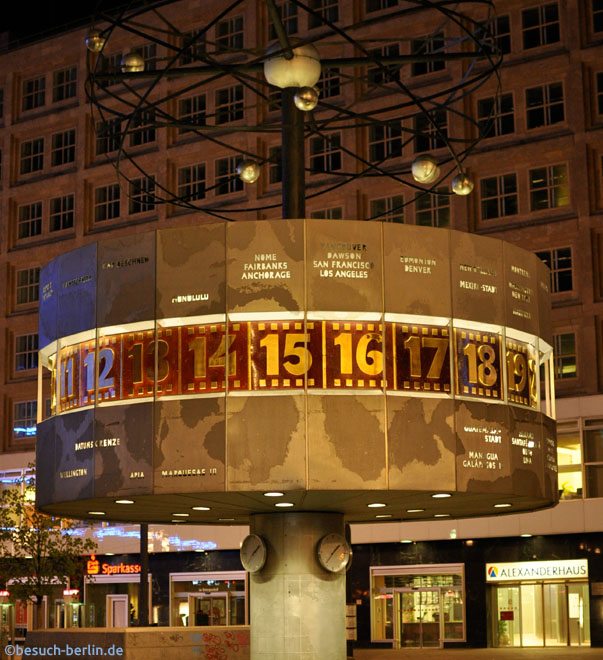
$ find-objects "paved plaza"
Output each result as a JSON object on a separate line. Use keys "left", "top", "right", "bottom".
{"left": 352, "top": 647, "right": 601, "bottom": 660}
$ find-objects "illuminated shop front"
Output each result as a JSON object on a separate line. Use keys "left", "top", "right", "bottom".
{"left": 170, "top": 571, "right": 247, "bottom": 627}
{"left": 370, "top": 564, "right": 465, "bottom": 649}
{"left": 487, "top": 559, "right": 590, "bottom": 647}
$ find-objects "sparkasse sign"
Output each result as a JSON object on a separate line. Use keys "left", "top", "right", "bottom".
{"left": 486, "top": 559, "right": 588, "bottom": 582}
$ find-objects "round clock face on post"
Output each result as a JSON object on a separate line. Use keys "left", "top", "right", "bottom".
{"left": 240, "top": 534, "right": 267, "bottom": 573}
{"left": 316, "top": 533, "right": 352, "bottom": 573}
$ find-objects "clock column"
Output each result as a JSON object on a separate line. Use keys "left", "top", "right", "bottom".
{"left": 248, "top": 512, "right": 347, "bottom": 660}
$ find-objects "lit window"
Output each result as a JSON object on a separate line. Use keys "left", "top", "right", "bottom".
{"left": 522, "top": 3, "right": 560, "bottom": 49}
{"left": 414, "top": 109, "right": 447, "bottom": 153}
{"left": 16, "top": 268, "right": 40, "bottom": 305}
{"left": 15, "top": 333, "right": 38, "bottom": 371}
{"left": 96, "top": 119, "right": 122, "bottom": 155}
{"left": 52, "top": 66, "right": 77, "bottom": 102}
{"left": 416, "top": 188, "right": 449, "bottom": 227}
{"left": 129, "top": 176, "right": 156, "bottom": 214}
{"left": 370, "top": 195, "right": 404, "bottom": 223}
{"left": 479, "top": 174, "right": 518, "bottom": 220}
{"left": 310, "top": 133, "right": 342, "bottom": 174}
{"left": 216, "top": 157, "right": 244, "bottom": 195}
{"left": 535, "top": 247, "right": 573, "bottom": 292}
{"left": 595, "top": 0, "right": 603, "bottom": 33}
{"left": 177, "top": 164, "right": 206, "bottom": 202}
{"left": 22, "top": 76, "right": 46, "bottom": 111}
{"left": 556, "top": 424, "right": 582, "bottom": 500}
{"left": 129, "top": 109, "right": 156, "bottom": 146}
{"left": 366, "top": 0, "right": 397, "bottom": 12}
{"left": 310, "top": 207, "right": 342, "bottom": 219}
{"left": 17, "top": 202, "right": 42, "bottom": 239}
{"left": 309, "top": 0, "right": 339, "bottom": 28}
{"left": 411, "top": 33, "right": 445, "bottom": 76}
{"left": 216, "top": 17, "right": 244, "bottom": 52}
{"left": 368, "top": 121, "right": 403, "bottom": 161}
{"left": 268, "top": 1, "right": 298, "bottom": 39}
{"left": 94, "top": 183, "right": 120, "bottom": 222}
{"left": 317, "top": 68, "right": 341, "bottom": 98}
{"left": 50, "top": 194, "right": 75, "bottom": 232}
{"left": 529, "top": 164, "right": 568, "bottom": 210}
{"left": 20, "top": 138, "right": 44, "bottom": 174}
{"left": 215, "top": 85, "right": 244, "bottom": 124}
{"left": 178, "top": 94, "right": 206, "bottom": 134}
{"left": 553, "top": 332, "right": 576, "bottom": 379}
{"left": 51, "top": 129, "right": 76, "bottom": 166}
{"left": 367, "top": 45, "right": 400, "bottom": 86}
{"left": 477, "top": 94, "right": 514, "bottom": 137}
{"left": 13, "top": 401, "right": 37, "bottom": 438}
{"left": 526, "top": 83, "right": 564, "bottom": 128}
{"left": 268, "top": 146, "right": 282, "bottom": 184}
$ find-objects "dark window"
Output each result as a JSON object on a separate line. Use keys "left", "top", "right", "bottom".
{"left": 597, "top": 72, "right": 603, "bottom": 115}
{"left": 269, "top": 146, "right": 282, "bottom": 184}
{"left": 96, "top": 119, "right": 122, "bottom": 155}
{"left": 490, "top": 15, "right": 511, "bottom": 54}
{"left": 94, "top": 184, "right": 120, "bottom": 222}
{"left": 367, "top": 45, "right": 400, "bottom": 86}
{"left": 13, "top": 401, "right": 37, "bottom": 438}
{"left": 366, "top": 0, "right": 397, "bottom": 12}
{"left": 317, "top": 68, "right": 341, "bottom": 98}
{"left": 267, "top": 87, "right": 281, "bottom": 112}
{"left": 0, "top": 89, "right": 4, "bottom": 118}
{"left": 522, "top": 3, "right": 560, "bottom": 49}
{"left": 178, "top": 94, "right": 206, "bottom": 134}
{"left": 129, "top": 109, "right": 156, "bottom": 146}
{"left": 98, "top": 53, "right": 122, "bottom": 88}
{"left": 480, "top": 174, "right": 518, "bottom": 220}
{"left": 50, "top": 195, "right": 75, "bottom": 232}
{"left": 553, "top": 332, "right": 576, "bottom": 378}
{"left": 177, "top": 164, "right": 206, "bottom": 201}
{"left": 411, "top": 33, "right": 445, "bottom": 76}
{"left": 526, "top": 83, "right": 564, "bottom": 128}
{"left": 268, "top": 2, "right": 298, "bottom": 39}
{"left": 414, "top": 109, "right": 447, "bottom": 153}
{"left": 529, "top": 164, "right": 569, "bottom": 210}
{"left": 477, "top": 94, "right": 514, "bottom": 137}
{"left": 215, "top": 85, "right": 244, "bottom": 124}
{"left": 369, "top": 121, "right": 403, "bottom": 161}
{"left": 309, "top": 0, "right": 339, "bottom": 28}
{"left": 22, "top": 76, "right": 46, "bottom": 111}
{"left": 141, "top": 43, "right": 157, "bottom": 71}
{"left": 15, "top": 333, "right": 38, "bottom": 371}
{"left": 16, "top": 268, "right": 40, "bottom": 305}
{"left": 536, "top": 247, "right": 573, "bottom": 292}
{"left": 416, "top": 188, "right": 449, "bottom": 227}
{"left": 370, "top": 195, "right": 404, "bottom": 223}
{"left": 53, "top": 66, "right": 77, "bottom": 102}
{"left": 179, "top": 29, "right": 207, "bottom": 65}
{"left": 216, "top": 157, "right": 244, "bottom": 195}
{"left": 20, "top": 138, "right": 44, "bottom": 174}
{"left": 310, "top": 207, "right": 343, "bottom": 219}
{"left": 216, "top": 17, "right": 244, "bottom": 52}
{"left": 129, "top": 176, "right": 156, "bottom": 214}
{"left": 51, "top": 129, "right": 76, "bottom": 166}
{"left": 310, "top": 133, "right": 342, "bottom": 174}
{"left": 18, "top": 202, "right": 42, "bottom": 239}
{"left": 593, "top": 0, "right": 603, "bottom": 33}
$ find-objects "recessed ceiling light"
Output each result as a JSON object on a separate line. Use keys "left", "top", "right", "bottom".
{"left": 171, "top": 520, "right": 184, "bottom": 523}
{"left": 263, "top": 491, "right": 284, "bottom": 497}
{"left": 367, "top": 503, "right": 386, "bottom": 508}
{"left": 465, "top": 540, "right": 474, "bottom": 546}
{"left": 406, "top": 508, "right": 424, "bottom": 513}
{"left": 275, "top": 502, "right": 294, "bottom": 507}
{"left": 520, "top": 533, "right": 532, "bottom": 538}
{"left": 400, "top": 539, "right": 413, "bottom": 544}
{"left": 376, "top": 514, "right": 392, "bottom": 518}
{"left": 218, "top": 518, "right": 235, "bottom": 521}
{"left": 115, "top": 499, "right": 134, "bottom": 504}
{"left": 494, "top": 503, "right": 512, "bottom": 508}
{"left": 105, "top": 552, "right": 115, "bottom": 556}
{"left": 88, "top": 511, "right": 105, "bottom": 515}
{"left": 434, "top": 513, "right": 451, "bottom": 518}
{"left": 192, "top": 506, "right": 211, "bottom": 511}
{"left": 172, "top": 513, "right": 190, "bottom": 517}
{"left": 432, "top": 493, "right": 451, "bottom": 499}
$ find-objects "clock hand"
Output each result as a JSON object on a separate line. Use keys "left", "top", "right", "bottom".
{"left": 327, "top": 545, "right": 342, "bottom": 562}
{"left": 249, "top": 545, "right": 259, "bottom": 558}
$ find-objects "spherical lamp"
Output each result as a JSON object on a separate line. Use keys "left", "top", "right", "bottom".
{"left": 85, "top": 29, "right": 106, "bottom": 53}
{"left": 121, "top": 51, "right": 145, "bottom": 73}
{"left": 264, "top": 42, "right": 321, "bottom": 89}
{"left": 294, "top": 86, "right": 319, "bottom": 111}
{"left": 411, "top": 155, "right": 440, "bottom": 184}
{"left": 237, "top": 160, "right": 261, "bottom": 184}
{"left": 452, "top": 172, "right": 474, "bottom": 196}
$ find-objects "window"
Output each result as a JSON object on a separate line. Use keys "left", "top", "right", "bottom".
{"left": 267, "top": 87, "right": 281, "bottom": 111}
{"left": 13, "top": 401, "right": 37, "bottom": 438}
{"left": 18, "top": 202, "right": 42, "bottom": 239}
{"left": 129, "top": 176, "right": 156, "bottom": 214}
{"left": 477, "top": 94, "right": 514, "bottom": 137}
{"left": 94, "top": 183, "right": 120, "bottom": 222}
{"left": 216, "top": 157, "right": 244, "bottom": 195}
{"left": 215, "top": 85, "right": 244, "bottom": 124}
{"left": 310, "top": 133, "right": 342, "bottom": 174}
{"left": 414, "top": 109, "right": 447, "bottom": 153}
{"left": 179, "top": 29, "right": 206, "bottom": 65}
{"left": 15, "top": 333, "right": 38, "bottom": 371}
{"left": 553, "top": 332, "right": 576, "bottom": 378}
{"left": 584, "top": 420, "right": 603, "bottom": 497}
{"left": 50, "top": 194, "right": 75, "bottom": 232}
{"left": 535, "top": 247, "right": 573, "bottom": 292}
{"left": 488, "top": 15, "right": 511, "bottom": 54}
{"left": 0, "top": 89, "right": 3, "bottom": 118}
{"left": 595, "top": 0, "right": 603, "bottom": 33}
{"left": 130, "top": 109, "right": 156, "bottom": 146}
{"left": 480, "top": 174, "right": 518, "bottom": 220}
{"left": 20, "top": 138, "right": 44, "bottom": 174}
{"left": 178, "top": 94, "right": 206, "bottom": 133}
{"left": 597, "top": 72, "right": 603, "bottom": 115}
{"left": 522, "top": 3, "right": 560, "bottom": 49}
{"left": 98, "top": 53, "right": 122, "bottom": 87}
{"left": 96, "top": 118, "right": 122, "bottom": 155}
{"left": 368, "top": 121, "right": 402, "bottom": 161}
{"left": 268, "top": 146, "right": 282, "bottom": 184}
{"left": 411, "top": 33, "right": 445, "bottom": 76}
{"left": 556, "top": 422, "right": 582, "bottom": 500}
{"left": 367, "top": 45, "right": 400, "bottom": 86}
{"left": 416, "top": 188, "right": 449, "bottom": 227}
{"left": 310, "top": 207, "right": 342, "bottom": 219}
{"left": 370, "top": 195, "right": 404, "bottom": 223}
{"left": 51, "top": 129, "right": 76, "bottom": 166}
{"left": 268, "top": 1, "right": 298, "bottom": 39}
{"left": 52, "top": 66, "right": 77, "bottom": 102}
{"left": 366, "top": 0, "right": 397, "bottom": 12}
{"left": 216, "top": 17, "right": 243, "bottom": 52}
{"left": 529, "top": 164, "right": 568, "bottom": 210}
{"left": 16, "top": 268, "right": 40, "bottom": 305}
{"left": 317, "top": 68, "right": 340, "bottom": 98}
{"left": 177, "top": 164, "right": 206, "bottom": 201}
{"left": 22, "top": 76, "right": 45, "bottom": 111}
{"left": 309, "top": 0, "right": 339, "bottom": 28}
{"left": 526, "top": 83, "right": 564, "bottom": 128}
{"left": 141, "top": 43, "right": 157, "bottom": 71}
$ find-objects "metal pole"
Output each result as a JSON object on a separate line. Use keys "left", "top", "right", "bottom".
{"left": 138, "top": 523, "right": 149, "bottom": 626}
{"left": 281, "top": 88, "right": 305, "bottom": 219}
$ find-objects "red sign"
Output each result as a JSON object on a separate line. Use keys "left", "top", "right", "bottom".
{"left": 87, "top": 555, "right": 100, "bottom": 575}
{"left": 0, "top": 590, "right": 9, "bottom": 597}
{"left": 86, "top": 555, "right": 141, "bottom": 576}
{"left": 500, "top": 610, "right": 514, "bottom": 621}
{"left": 63, "top": 589, "right": 80, "bottom": 596}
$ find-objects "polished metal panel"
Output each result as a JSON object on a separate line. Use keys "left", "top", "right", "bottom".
{"left": 57, "top": 243, "right": 97, "bottom": 339}
{"left": 503, "top": 242, "right": 539, "bottom": 336}
{"left": 39, "top": 258, "right": 59, "bottom": 349}
{"left": 509, "top": 406, "right": 544, "bottom": 498}
{"left": 54, "top": 410, "right": 94, "bottom": 502}
{"left": 35, "top": 418, "right": 56, "bottom": 507}
{"left": 536, "top": 257, "right": 554, "bottom": 347}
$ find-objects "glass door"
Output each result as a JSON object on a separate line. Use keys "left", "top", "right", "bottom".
{"left": 190, "top": 594, "right": 227, "bottom": 626}
{"left": 395, "top": 588, "right": 442, "bottom": 648}
{"left": 520, "top": 584, "right": 543, "bottom": 647}
{"left": 568, "top": 583, "right": 590, "bottom": 646}
{"left": 494, "top": 585, "right": 520, "bottom": 647}
{"left": 544, "top": 583, "right": 567, "bottom": 646}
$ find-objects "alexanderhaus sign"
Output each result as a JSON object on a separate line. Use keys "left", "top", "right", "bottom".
{"left": 486, "top": 559, "right": 588, "bottom": 582}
